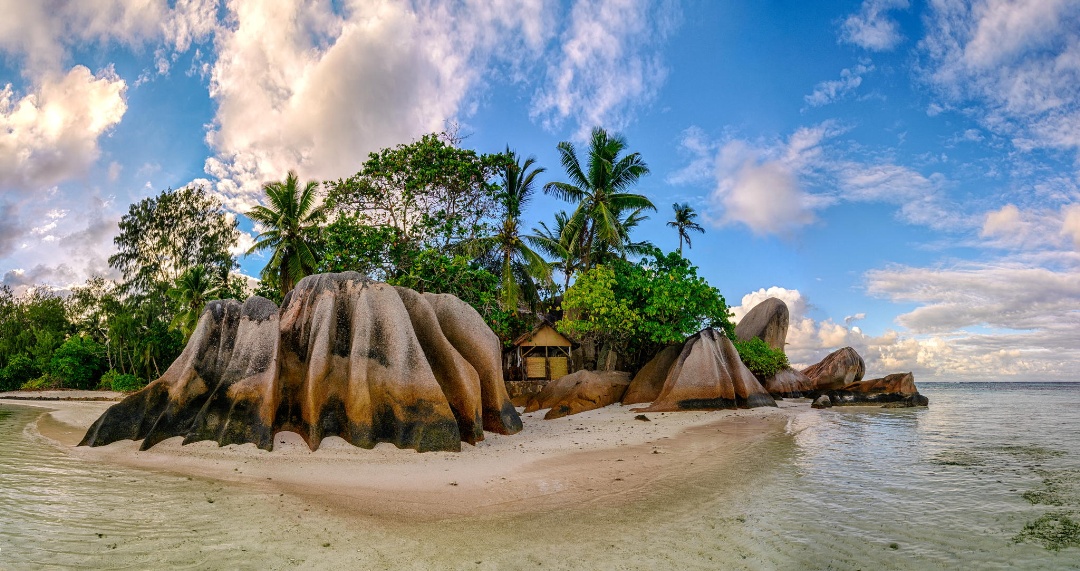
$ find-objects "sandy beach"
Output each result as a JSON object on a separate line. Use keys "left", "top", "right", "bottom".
{"left": 8, "top": 394, "right": 801, "bottom": 522}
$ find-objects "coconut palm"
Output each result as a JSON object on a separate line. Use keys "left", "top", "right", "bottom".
{"left": 528, "top": 210, "right": 580, "bottom": 296}
{"left": 167, "top": 265, "right": 220, "bottom": 342}
{"left": 247, "top": 170, "right": 327, "bottom": 297}
{"left": 667, "top": 202, "right": 704, "bottom": 254}
{"left": 488, "top": 149, "right": 551, "bottom": 311}
{"left": 543, "top": 127, "right": 655, "bottom": 272}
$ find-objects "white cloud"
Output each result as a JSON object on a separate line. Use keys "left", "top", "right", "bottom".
{"left": 0, "top": 66, "right": 127, "bottom": 191}
{"left": 203, "top": 0, "right": 565, "bottom": 210}
{"left": 863, "top": 260, "right": 1080, "bottom": 380}
{"left": 685, "top": 125, "right": 837, "bottom": 235}
{"left": 840, "top": 0, "right": 909, "bottom": 51}
{"left": 531, "top": 0, "right": 679, "bottom": 138}
{"left": 804, "top": 64, "right": 873, "bottom": 108}
{"left": 675, "top": 122, "right": 961, "bottom": 235}
{"left": 1061, "top": 204, "right": 1080, "bottom": 249}
{"left": 920, "top": 0, "right": 1080, "bottom": 156}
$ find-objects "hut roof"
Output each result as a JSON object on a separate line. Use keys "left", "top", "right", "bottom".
{"left": 511, "top": 321, "right": 577, "bottom": 348}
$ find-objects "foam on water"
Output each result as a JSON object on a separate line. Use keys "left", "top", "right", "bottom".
{"left": 1, "top": 383, "right": 1078, "bottom": 570}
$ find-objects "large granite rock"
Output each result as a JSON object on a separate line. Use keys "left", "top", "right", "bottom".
{"left": 636, "top": 329, "right": 776, "bottom": 412}
{"left": 80, "top": 272, "right": 522, "bottom": 453}
{"left": 621, "top": 344, "right": 681, "bottom": 405}
{"left": 821, "top": 372, "right": 929, "bottom": 407}
{"left": 734, "top": 297, "right": 789, "bottom": 351}
{"left": 802, "top": 347, "right": 865, "bottom": 391}
{"left": 762, "top": 366, "right": 815, "bottom": 398}
{"left": 524, "top": 370, "right": 630, "bottom": 420}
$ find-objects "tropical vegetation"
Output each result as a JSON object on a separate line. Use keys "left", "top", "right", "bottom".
{"left": 0, "top": 125, "right": 795, "bottom": 394}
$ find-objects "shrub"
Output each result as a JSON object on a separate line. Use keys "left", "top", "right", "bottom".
{"left": 99, "top": 369, "right": 147, "bottom": 392}
{"left": 733, "top": 337, "right": 789, "bottom": 379}
{"left": 49, "top": 336, "right": 108, "bottom": 390}
{"left": 0, "top": 354, "right": 39, "bottom": 392}
{"left": 22, "top": 374, "right": 63, "bottom": 390}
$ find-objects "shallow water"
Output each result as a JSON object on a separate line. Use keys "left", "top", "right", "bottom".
{"left": 1, "top": 383, "right": 1079, "bottom": 570}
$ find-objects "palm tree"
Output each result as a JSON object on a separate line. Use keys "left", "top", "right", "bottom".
{"left": 543, "top": 127, "right": 655, "bottom": 272}
{"left": 667, "top": 202, "right": 704, "bottom": 254}
{"left": 488, "top": 149, "right": 551, "bottom": 311}
{"left": 247, "top": 171, "right": 327, "bottom": 297}
{"left": 167, "top": 265, "right": 220, "bottom": 342}
{"left": 528, "top": 211, "right": 578, "bottom": 296}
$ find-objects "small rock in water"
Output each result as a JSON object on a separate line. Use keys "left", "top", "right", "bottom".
{"left": 812, "top": 395, "right": 833, "bottom": 409}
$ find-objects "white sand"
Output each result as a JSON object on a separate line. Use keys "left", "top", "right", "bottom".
{"left": 8, "top": 395, "right": 804, "bottom": 521}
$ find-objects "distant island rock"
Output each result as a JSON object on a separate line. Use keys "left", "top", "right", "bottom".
{"left": 802, "top": 346, "right": 866, "bottom": 390}
{"left": 818, "top": 372, "right": 929, "bottom": 407}
{"left": 80, "top": 272, "right": 523, "bottom": 453}
{"left": 734, "top": 297, "right": 788, "bottom": 351}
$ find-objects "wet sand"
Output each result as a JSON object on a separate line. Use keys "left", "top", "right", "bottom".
{"left": 12, "top": 396, "right": 798, "bottom": 522}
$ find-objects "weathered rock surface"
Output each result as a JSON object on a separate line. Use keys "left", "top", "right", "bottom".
{"left": 524, "top": 370, "right": 631, "bottom": 420}
{"left": 80, "top": 272, "right": 522, "bottom": 453}
{"left": 621, "top": 344, "right": 681, "bottom": 405}
{"left": 762, "top": 366, "right": 815, "bottom": 398}
{"left": 734, "top": 297, "right": 789, "bottom": 351}
{"left": 636, "top": 329, "right": 776, "bottom": 412}
{"left": 811, "top": 395, "right": 833, "bottom": 409}
{"left": 820, "top": 372, "right": 929, "bottom": 407}
{"left": 802, "top": 347, "right": 865, "bottom": 391}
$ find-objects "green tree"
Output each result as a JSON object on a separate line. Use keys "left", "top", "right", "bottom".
{"left": 486, "top": 149, "right": 550, "bottom": 311}
{"left": 325, "top": 132, "right": 507, "bottom": 251}
{"left": 247, "top": 170, "right": 328, "bottom": 297}
{"left": 167, "top": 265, "right": 221, "bottom": 342}
{"left": 667, "top": 202, "right": 704, "bottom": 254}
{"left": 733, "top": 337, "right": 789, "bottom": 379}
{"left": 387, "top": 249, "right": 522, "bottom": 344}
{"left": 543, "top": 127, "right": 655, "bottom": 273}
{"left": 528, "top": 210, "right": 579, "bottom": 296}
{"left": 110, "top": 186, "right": 239, "bottom": 295}
{"left": 557, "top": 248, "right": 734, "bottom": 370}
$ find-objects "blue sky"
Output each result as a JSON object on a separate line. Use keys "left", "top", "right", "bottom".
{"left": 2, "top": 0, "right": 1080, "bottom": 381}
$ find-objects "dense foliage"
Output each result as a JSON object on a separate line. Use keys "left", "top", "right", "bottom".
{"left": 733, "top": 337, "right": 789, "bottom": 379}
{"left": 558, "top": 248, "right": 734, "bottom": 370}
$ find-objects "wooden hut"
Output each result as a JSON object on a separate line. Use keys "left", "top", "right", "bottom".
{"left": 504, "top": 322, "right": 576, "bottom": 402}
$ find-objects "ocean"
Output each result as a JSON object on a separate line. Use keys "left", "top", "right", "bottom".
{"left": 1, "top": 382, "right": 1078, "bottom": 570}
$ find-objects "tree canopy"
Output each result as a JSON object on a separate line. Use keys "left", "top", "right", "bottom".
{"left": 110, "top": 186, "right": 238, "bottom": 296}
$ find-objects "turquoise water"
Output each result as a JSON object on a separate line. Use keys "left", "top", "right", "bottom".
{"left": 1, "top": 383, "right": 1079, "bottom": 570}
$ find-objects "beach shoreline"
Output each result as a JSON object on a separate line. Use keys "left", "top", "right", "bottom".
{"left": 4, "top": 395, "right": 805, "bottom": 522}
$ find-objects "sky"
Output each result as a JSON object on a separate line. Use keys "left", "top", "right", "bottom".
{"left": 2, "top": 0, "right": 1080, "bottom": 381}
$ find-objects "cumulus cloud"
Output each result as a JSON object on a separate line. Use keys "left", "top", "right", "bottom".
{"left": 0, "top": 66, "right": 127, "bottom": 191}
{"left": 673, "top": 122, "right": 960, "bottom": 235}
{"left": 840, "top": 0, "right": 909, "bottom": 51}
{"left": 804, "top": 63, "right": 873, "bottom": 108}
{"left": 678, "top": 125, "right": 837, "bottom": 235}
{"left": 0, "top": 0, "right": 218, "bottom": 77}
{"left": 531, "top": 0, "right": 679, "bottom": 137}
{"left": 0, "top": 190, "right": 121, "bottom": 294}
{"left": 864, "top": 260, "right": 1080, "bottom": 379}
{"left": 204, "top": 0, "right": 485, "bottom": 210}
{"left": 920, "top": 0, "right": 1080, "bottom": 156}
